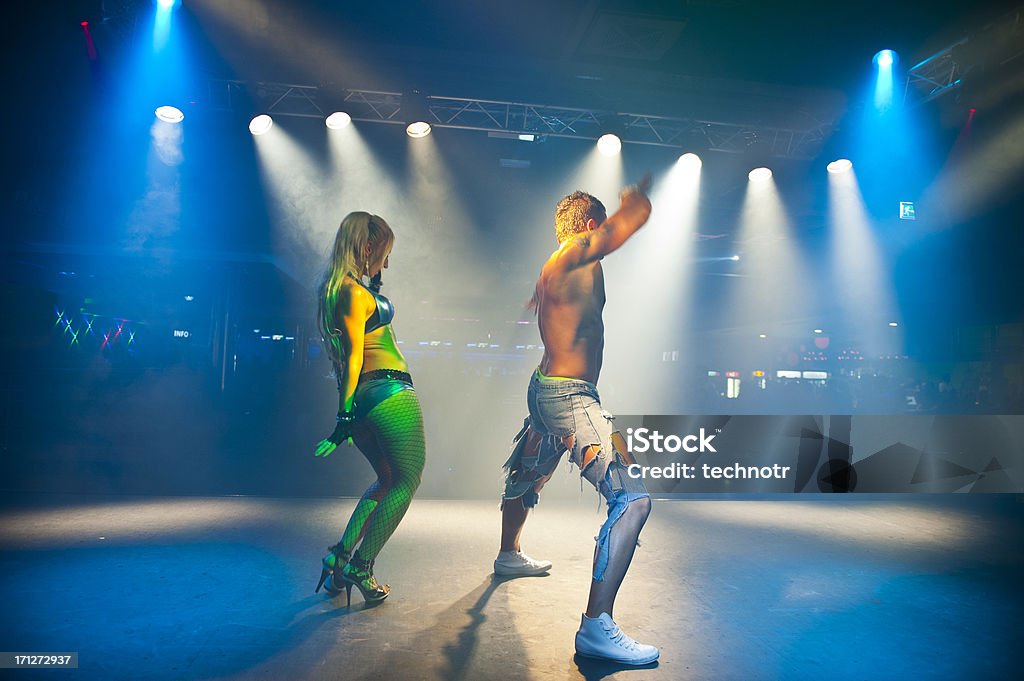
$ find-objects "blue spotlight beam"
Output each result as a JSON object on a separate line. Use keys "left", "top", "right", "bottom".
{"left": 153, "top": 0, "right": 179, "bottom": 52}
{"left": 873, "top": 50, "right": 899, "bottom": 112}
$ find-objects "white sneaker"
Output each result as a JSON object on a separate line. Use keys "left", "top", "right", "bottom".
{"left": 574, "top": 613, "right": 659, "bottom": 665}
{"left": 493, "top": 550, "right": 552, "bottom": 576}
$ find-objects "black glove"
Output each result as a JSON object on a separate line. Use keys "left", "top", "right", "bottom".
{"left": 315, "top": 411, "right": 356, "bottom": 457}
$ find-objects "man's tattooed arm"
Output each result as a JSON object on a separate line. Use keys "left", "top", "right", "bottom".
{"left": 572, "top": 234, "right": 592, "bottom": 250}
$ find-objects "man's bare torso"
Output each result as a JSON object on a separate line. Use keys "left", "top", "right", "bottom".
{"left": 532, "top": 177, "right": 653, "bottom": 386}
{"left": 536, "top": 250, "right": 606, "bottom": 385}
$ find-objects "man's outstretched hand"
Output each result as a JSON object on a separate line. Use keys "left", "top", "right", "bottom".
{"left": 622, "top": 174, "right": 652, "bottom": 200}
{"left": 618, "top": 174, "right": 653, "bottom": 219}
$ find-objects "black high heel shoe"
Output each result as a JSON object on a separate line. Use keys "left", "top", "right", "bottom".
{"left": 315, "top": 544, "right": 350, "bottom": 595}
{"left": 340, "top": 556, "right": 390, "bottom": 607}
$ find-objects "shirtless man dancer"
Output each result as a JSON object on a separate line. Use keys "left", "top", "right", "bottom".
{"left": 494, "top": 178, "right": 658, "bottom": 664}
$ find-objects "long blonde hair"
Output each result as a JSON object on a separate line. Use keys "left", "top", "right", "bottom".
{"left": 317, "top": 211, "right": 395, "bottom": 365}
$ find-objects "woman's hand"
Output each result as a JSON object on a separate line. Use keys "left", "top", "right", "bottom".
{"left": 314, "top": 412, "right": 356, "bottom": 457}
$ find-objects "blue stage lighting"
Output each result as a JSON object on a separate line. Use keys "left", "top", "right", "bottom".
{"left": 748, "top": 167, "right": 772, "bottom": 182}
{"left": 873, "top": 49, "right": 896, "bottom": 69}
{"left": 153, "top": 0, "right": 179, "bottom": 52}
{"left": 872, "top": 50, "right": 899, "bottom": 111}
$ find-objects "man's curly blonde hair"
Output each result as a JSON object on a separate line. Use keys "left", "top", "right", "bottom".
{"left": 554, "top": 191, "right": 606, "bottom": 243}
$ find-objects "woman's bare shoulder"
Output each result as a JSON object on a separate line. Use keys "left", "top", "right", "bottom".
{"left": 332, "top": 277, "right": 375, "bottom": 317}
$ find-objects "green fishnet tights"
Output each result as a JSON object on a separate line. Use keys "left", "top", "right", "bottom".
{"left": 335, "top": 390, "right": 425, "bottom": 562}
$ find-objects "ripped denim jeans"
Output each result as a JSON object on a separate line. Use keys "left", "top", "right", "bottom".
{"left": 501, "top": 370, "right": 650, "bottom": 581}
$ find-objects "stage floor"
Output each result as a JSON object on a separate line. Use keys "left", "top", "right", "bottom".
{"left": 1, "top": 494, "right": 1021, "bottom": 680}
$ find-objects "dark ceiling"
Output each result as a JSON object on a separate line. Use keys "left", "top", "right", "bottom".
{"left": 49, "top": 0, "right": 1022, "bottom": 124}
{"left": 181, "top": 0, "right": 1017, "bottom": 85}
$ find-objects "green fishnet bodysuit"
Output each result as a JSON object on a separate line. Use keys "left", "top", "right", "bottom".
{"left": 336, "top": 389, "right": 425, "bottom": 561}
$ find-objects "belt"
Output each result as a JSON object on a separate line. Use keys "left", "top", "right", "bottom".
{"left": 360, "top": 368, "right": 413, "bottom": 385}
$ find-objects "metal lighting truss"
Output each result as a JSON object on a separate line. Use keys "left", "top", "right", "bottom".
{"left": 904, "top": 39, "right": 969, "bottom": 106}
{"left": 208, "top": 80, "right": 831, "bottom": 159}
{"left": 905, "top": 6, "right": 1023, "bottom": 106}
{"left": 418, "top": 95, "right": 830, "bottom": 159}
{"left": 209, "top": 80, "right": 326, "bottom": 119}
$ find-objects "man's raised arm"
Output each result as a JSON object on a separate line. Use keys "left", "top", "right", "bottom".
{"left": 553, "top": 176, "right": 653, "bottom": 271}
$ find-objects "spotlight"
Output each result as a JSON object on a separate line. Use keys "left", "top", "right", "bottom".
{"left": 873, "top": 49, "right": 896, "bottom": 68}
{"left": 888, "top": 321, "right": 899, "bottom": 327}
{"left": 597, "top": 117, "right": 626, "bottom": 157}
{"left": 248, "top": 114, "right": 273, "bottom": 136}
{"left": 157, "top": 0, "right": 177, "bottom": 8}
{"left": 403, "top": 90, "right": 431, "bottom": 138}
{"left": 814, "top": 329, "right": 823, "bottom": 334}
{"left": 154, "top": 105, "right": 184, "bottom": 124}
{"left": 325, "top": 111, "right": 352, "bottom": 129}
{"left": 748, "top": 167, "right": 773, "bottom": 182}
{"left": 826, "top": 158, "right": 853, "bottom": 174}
{"left": 678, "top": 152, "right": 702, "bottom": 169}
{"left": 597, "top": 133, "right": 622, "bottom": 157}
{"left": 731, "top": 255, "right": 740, "bottom": 261}
{"left": 406, "top": 121, "right": 432, "bottom": 138}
